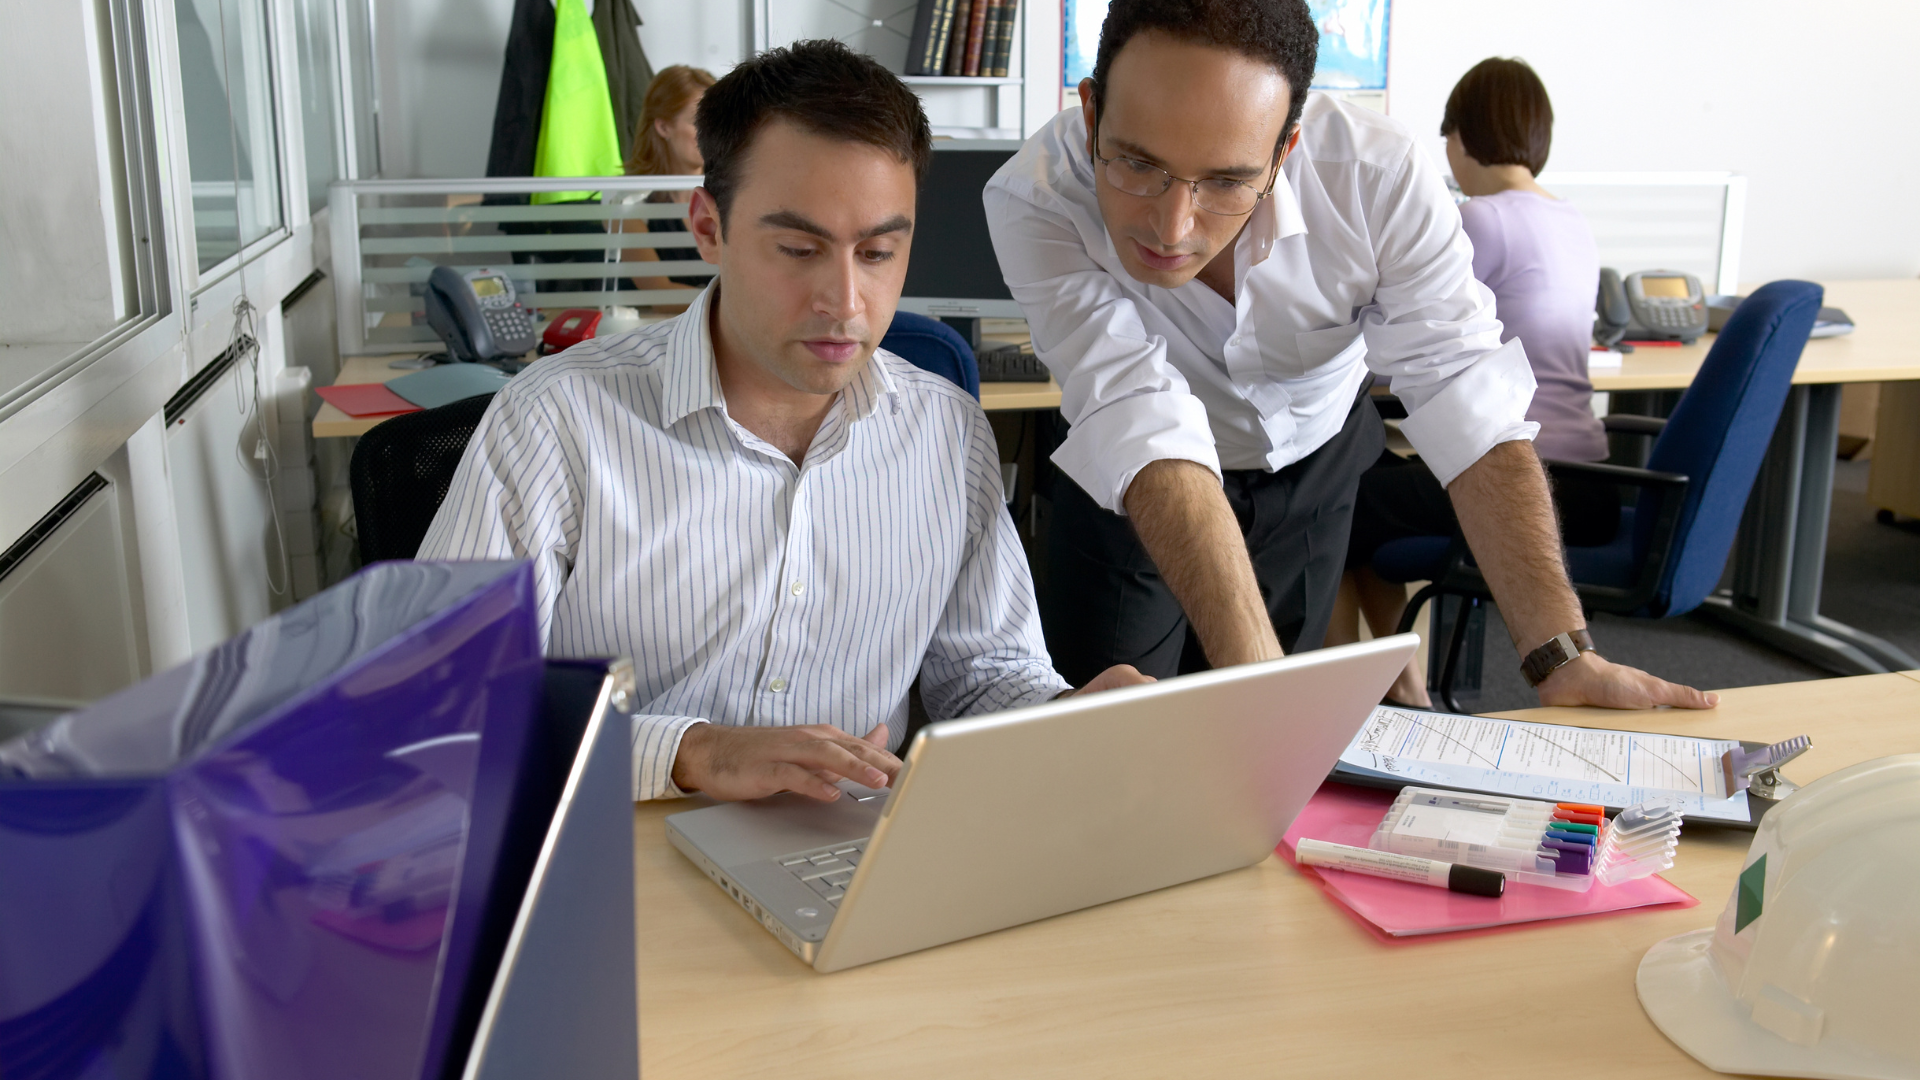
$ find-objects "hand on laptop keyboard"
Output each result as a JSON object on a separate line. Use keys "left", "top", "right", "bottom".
{"left": 670, "top": 722, "right": 900, "bottom": 802}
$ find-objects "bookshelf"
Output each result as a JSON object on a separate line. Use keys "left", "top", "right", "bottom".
{"left": 749, "top": 0, "right": 1040, "bottom": 140}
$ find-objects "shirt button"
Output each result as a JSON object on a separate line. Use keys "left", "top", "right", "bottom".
{"left": 790, "top": 581, "right": 805, "bottom": 596}
{"left": 1229, "top": 336, "right": 1241, "bottom": 347}
{"left": 769, "top": 677, "right": 788, "bottom": 692}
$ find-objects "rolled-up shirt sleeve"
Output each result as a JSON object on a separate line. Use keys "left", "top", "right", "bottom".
{"left": 1359, "top": 142, "right": 1539, "bottom": 488}
{"left": 985, "top": 180, "right": 1220, "bottom": 514}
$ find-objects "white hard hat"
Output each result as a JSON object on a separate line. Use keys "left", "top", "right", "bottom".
{"left": 1636, "top": 754, "right": 1920, "bottom": 1080}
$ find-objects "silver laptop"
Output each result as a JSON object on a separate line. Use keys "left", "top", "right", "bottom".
{"left": 666, "top": 634, "right": 1419, "bottom": 972}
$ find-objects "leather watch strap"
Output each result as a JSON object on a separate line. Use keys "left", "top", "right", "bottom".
{"left": 1520, "top": 629, "right": 1596, "bottom": 688}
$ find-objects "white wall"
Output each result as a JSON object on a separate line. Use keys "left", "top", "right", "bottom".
{"left": 1388, "top": 0, "right": 1920, "bottom": 284}
{"left": 634, "top": 0, "right": 747, "bottom": 76}
{"left": 374, "top": 0, "right": 515, "bottom": 179}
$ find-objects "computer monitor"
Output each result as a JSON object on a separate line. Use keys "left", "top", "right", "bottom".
{"left": 899, "top": 140, "right": 1025, "bottom": 322}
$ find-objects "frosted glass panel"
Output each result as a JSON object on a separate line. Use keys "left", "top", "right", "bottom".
{"left": 1539, "top": 177, "right": 1735, "bottom": 293}
{"left": 177, "top": 0, "right": 284, "bottom": 270}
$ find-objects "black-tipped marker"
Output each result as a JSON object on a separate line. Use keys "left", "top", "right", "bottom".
{"left": 1297, "top": 838, "right": 1506, "bottom": 898}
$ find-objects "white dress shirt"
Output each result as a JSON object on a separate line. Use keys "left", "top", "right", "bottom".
{"left": 984, "top": 93, "right": 1540, "bottom": 514}
{"left": 417, "top": 285, "right": 1068, "bottom": 800}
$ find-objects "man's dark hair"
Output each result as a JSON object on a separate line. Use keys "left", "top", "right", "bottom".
{"left": 1440, "top": 58, "right": 1554, "bottom": 176}
{"left": 695, "top": 39, "right": 933, "bottom": 228}
{"left": 1090, "top": 0, "right": 1319, "bottom": 146}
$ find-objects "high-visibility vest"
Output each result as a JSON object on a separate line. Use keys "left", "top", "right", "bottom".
{"left": 532, "top": 0, "right": 621, "bottom": 204}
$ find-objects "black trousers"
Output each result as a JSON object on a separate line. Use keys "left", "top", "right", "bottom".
{"left": 1042, "top": 389, "right": 1385, "bottom": 685}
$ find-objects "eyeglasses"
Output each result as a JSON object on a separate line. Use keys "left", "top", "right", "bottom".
{"left": 1090, "top": 110, "right": 1283, "bottom": 217}
{"left": 1092, "top": 150, "right": 1280, "bottom": 216}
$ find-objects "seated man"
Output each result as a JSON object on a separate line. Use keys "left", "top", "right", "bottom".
{"left": 419, "top": 40, "right": 1144, "bottom": 803}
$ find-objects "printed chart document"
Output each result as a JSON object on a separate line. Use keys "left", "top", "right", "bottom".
{"left": 1338, "top": 706, "right": 1752, "bottom": 824}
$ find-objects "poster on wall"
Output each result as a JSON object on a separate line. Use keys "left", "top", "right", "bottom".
{"left": 1063, "top": 0, "right": 1390, "bottom": 111}
{"left": 1063, "top": 0, "right": 1105, "bottom": 88}
{"left": 1308, "top": 0, "right": 1390, "bottom": 111}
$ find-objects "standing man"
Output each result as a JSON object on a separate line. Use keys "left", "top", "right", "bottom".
{"left": 986, "top": 0, "right": 1713, "bottom": 709}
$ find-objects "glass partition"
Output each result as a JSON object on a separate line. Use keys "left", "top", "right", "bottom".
{"left": 330, "top": 177, "right": 714, "bottom": 353}
{"left": 175, "top": 0, "right": 283, "bottom": 270}
{"left": 294, "top": 0, "right": 342, "bottom": 215}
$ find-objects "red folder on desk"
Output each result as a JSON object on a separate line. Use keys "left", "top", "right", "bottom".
{"left": 1279, "top": 783, "right": 1696, "bottom": 939}
{"left": 315, "top": 383, "right": 423, "bottom": 418}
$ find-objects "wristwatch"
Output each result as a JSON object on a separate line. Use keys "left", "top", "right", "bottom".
{"left": 1520, "top": 629, "right": 1596, "bottom": 688}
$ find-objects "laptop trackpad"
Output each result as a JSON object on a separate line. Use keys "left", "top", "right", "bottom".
{"left": 668, "top": 786, "right": 887, "bottom": 870}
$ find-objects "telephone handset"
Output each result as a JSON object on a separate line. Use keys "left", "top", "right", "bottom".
{"left": 1595, "top": 268, "right": 1708, "bottom": 345}
{"left": 424, "top": 265, "right": 539, "bottom": 363}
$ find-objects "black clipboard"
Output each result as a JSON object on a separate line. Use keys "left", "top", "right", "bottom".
{"left": 1327, "top": 734, "right": 1778, "bottom": 831}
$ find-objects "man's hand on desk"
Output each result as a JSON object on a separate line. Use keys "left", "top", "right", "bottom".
{"left": 1535, "top": 651, "right": 1718, "bottom": 711}
{"left": 671, "top": 723, "right": 901, "bottom": 802}
{"left": 1056, "top": 664, "right": 1156, "bottom": 699}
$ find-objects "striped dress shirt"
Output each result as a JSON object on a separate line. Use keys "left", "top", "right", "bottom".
{"left": 418, "top": 285, "right": 1069, "bottom": 800}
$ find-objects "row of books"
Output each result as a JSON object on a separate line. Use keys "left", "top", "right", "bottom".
{"left": 905, "top": 0, "right": 1020, "bottom": 78}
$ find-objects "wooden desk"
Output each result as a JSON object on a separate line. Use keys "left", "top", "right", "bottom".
{"left": 632, "top": 672, "right": 1920, "bottom": 1078}
{"left": 310, "top": 354, "right": 426, "bottom": 438}
{"left": 1590, "top": 279, "right": 1920, "bottom": 391}
{"left": 312, "top": 358, "right": 1065, "bottom": 439}
{"left": 979, "top": 376, "right": 1062, "bottom": 412}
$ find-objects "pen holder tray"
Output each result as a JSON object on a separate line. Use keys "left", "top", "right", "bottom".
{"left": 1370, "top": 787, "right": 1681, "bottom": 892}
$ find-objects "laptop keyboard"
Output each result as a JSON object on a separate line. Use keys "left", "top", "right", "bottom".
{"left": 777, "top": 838, "right": 870, "bottom": 906}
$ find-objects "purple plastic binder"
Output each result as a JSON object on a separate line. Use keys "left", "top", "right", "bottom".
{"left": 0, "top": 561, "right": 559, "bottom": 1080}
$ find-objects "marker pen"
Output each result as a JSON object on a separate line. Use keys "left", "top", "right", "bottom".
{"left": 1296, "top": 839, "right": 1505, "bottom": 898}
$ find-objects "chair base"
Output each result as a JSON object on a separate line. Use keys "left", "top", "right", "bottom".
{"left": 1694, "top": 594, "right": 1918, "bottom": 677}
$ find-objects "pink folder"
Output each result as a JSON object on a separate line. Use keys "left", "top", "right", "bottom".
{"left": 315, "top": 383, "right": 423, "bottom": 418}
{"left": 1278, "top": 783, "right": 1697, "bottom": 939}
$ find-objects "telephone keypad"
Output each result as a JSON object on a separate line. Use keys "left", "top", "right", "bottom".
{"left": 482, "top": 303, "right": 536, "bottom": 350}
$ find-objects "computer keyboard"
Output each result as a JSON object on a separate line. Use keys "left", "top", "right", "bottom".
{"left": 777, "top": 838, "right": 870, "bottom": 905}
{"left": 976, "top": 343, "right": 1050, "bottom": 383}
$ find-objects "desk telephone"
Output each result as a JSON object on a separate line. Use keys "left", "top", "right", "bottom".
{"left": 1595, "top": 268, "right": 1708, "bottom": 346}
{"left": 425, "top": 265, "right": 539, "bottom": 363}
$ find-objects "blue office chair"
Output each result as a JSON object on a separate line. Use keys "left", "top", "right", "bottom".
{"left": 880, "top": 312, "right": 980, "bottom": 399}
{"left": 1376, "top": 280, "right": 1825, "bottom": 710}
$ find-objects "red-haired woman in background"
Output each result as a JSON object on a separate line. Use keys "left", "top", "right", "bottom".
{"left": 618, "top": 65, "right": 716, "bottom": 310}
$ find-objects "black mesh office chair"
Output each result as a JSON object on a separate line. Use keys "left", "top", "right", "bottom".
{"left": 349, "top": 392, "right": 498, "bottom": 563}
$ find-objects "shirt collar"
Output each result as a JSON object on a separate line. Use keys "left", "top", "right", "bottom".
{"left": 1244, "top": 164, "right": 1308, "bottom": 267}
{"left": 658, "top": 281, "right": 901, "bottom": 427}
{"left": 842, "top": 343, "right": 900, "bottom": 420}
{"left": 658, "top": 282, "right": 726, "bottom": 428}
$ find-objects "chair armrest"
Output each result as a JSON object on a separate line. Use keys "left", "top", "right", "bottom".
{"left": 1603, "top": 414, "right": 1668, "bottom": 437}
{"left": 1542, "top": 459, "right": 1692, "bottom": 616}
{"left": 1543, "top": 458, "right": 1688, "bottom": 491}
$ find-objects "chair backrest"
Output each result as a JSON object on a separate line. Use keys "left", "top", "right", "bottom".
{"left": 350, "top": 392, "right": 498, "bottom": 563}
{"left": 880, "top": 312, "right": 979, "bottom": 399}
{"left": 1636, "top": 280, "right": 1822, "bottom": 615}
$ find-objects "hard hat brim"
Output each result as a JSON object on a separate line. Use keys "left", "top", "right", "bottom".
{"left": 1637, "top": 929, "right": 1912, "bottom": 1080}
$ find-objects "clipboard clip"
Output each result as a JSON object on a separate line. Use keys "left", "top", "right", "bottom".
{"left": 1721, "top": 736, "right": 1811, "bottom": 802}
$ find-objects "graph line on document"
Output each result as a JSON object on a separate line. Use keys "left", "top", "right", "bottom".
{"left": 1512, "top": 727, "right": 1623, "bottom": 782}
{"left": 1633, "top": 741, "right": 1702, "bottom": 791}
{"left": 1404, "top": 716, "right": 1502, "bottom": 769}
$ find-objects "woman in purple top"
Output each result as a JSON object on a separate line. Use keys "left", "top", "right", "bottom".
{"left": 1333, "top": 58, "right": 1618, "bottom": 706}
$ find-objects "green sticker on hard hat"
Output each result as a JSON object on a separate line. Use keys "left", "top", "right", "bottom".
{"left": 1735, "top": 854, "right": 1766, "bottom": 932}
